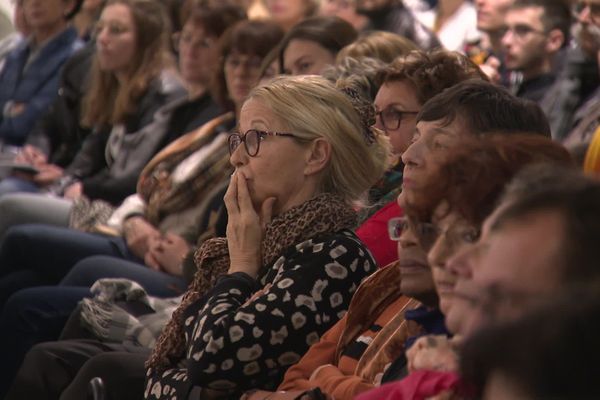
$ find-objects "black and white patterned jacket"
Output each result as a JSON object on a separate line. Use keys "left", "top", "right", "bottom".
{"left": 145, "top": 229, "right": 376, "bottom": 399}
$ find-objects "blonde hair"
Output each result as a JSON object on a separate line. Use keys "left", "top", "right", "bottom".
{"left": 82, "top": 0, "right": 174, "bottom": 127}
{"left": 248, "top": 75, "right": 389, "bottom": 205}
{"left": 336, "top": 30, "right": 418, "bottom": 64}
{"left": 584, "top": 127, "right": 600, "bottom": 176}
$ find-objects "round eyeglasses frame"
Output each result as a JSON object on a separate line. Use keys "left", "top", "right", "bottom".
{"left": 228, "top": 129, "right": 300, "bottom": 157}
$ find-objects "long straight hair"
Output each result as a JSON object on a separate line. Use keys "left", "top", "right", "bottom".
{"left": 82, "top": 0, "right": 175, "bottom": 128}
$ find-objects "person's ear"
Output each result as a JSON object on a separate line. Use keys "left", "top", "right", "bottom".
{"left": 304, "top": 138, "right": 331, "bottom": 176}
{"left": 546, "top": 29, "right": 564, "bottom": 54}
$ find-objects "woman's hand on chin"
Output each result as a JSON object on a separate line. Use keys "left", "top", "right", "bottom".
{"left": 225, "top": 171, "right": 276, "bottom": 279}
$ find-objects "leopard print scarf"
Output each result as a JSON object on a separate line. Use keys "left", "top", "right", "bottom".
{"left": 147, "top": 193, "right": 357, "bottom": 370}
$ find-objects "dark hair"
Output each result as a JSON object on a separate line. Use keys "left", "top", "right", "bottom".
{"left": 376, "top": 50, "right": 488, "bottom": 105}
{"left": 510, "top": 0, "right": 572, "bottom": 46}
{"left": 211, "top": 20, "right": 284, "bottom": 111}
{"left": 418, "top": 80, "right": 551, "bottom": 137}
{"left": 322, "top": 56, "right": 387, "bottom": 101}
{"left": 461, "top": 289, "right": 600, "bottom": 399}
{"left": 278, "top": 16, "right": 358, "bottom": 73}
{"left": 414, "top": 135, "right": 572, "bottom": 224}
{"left": 181, "top": 0, "right": 246, "bottom": 37}
{"left": 491, "top": 166, "right": 600, "bottom": 284}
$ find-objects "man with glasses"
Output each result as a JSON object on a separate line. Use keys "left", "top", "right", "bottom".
{"left": 501, "top": 0, "right": 571, "bottom": 103}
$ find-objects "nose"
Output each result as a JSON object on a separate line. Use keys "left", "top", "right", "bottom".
{"left": 579, "top": 3, "right": 592, "bottom": 23}
{"left": 398, "top": 224, "right": 418, "bottom": 249}
{"left": 96, "top": 27, "right": 110, "bottom": 46}
{"left": 401, "top": 137, "right": 422, "bottom": 168}
{"left": 446, "top": 245, "right": 475, "bottom": 279}
{"left": 229, "top": 138, "right": 246, "bottom": 168}
{"left": 374, "top": 113, "right": 386, "bottom": 133}
{"left": 427, "top": 235, "right": 453, "bottom": 271}
{"left": 501, "top": 29, "right": 513, "bottom": 48}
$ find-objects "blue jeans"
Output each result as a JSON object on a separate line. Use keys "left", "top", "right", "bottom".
{"left": 0, "top": 176, "right": 40, "bottom": 197}
{"left": 0, "top": 256, "right": 187, "bottom": 397}
{"left": 0, "top": 224, "right": 139, "bottom": 307}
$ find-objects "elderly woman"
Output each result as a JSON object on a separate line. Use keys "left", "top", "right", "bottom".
{"left": 143, "top": 74, "right": 388, "bottom": 398}
{"left": 8, "top": 75, "right": 388, "bottom": 399}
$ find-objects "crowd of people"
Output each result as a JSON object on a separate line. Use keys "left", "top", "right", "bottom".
{"left": 0, "top": 0, "right": 597, "bottom": 399}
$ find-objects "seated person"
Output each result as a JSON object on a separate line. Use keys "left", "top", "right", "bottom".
{"left": 354, "top": 50, "right": 487, "bottom": 266}
{"left": 0, "top": 0, "right": 83, "bottom": 146}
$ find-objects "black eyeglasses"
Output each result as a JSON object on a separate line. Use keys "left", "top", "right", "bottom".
{"left": 228, "top": 129, "right": 299, "bottom": 157}
{"left": 388, "top": 217, "right": 438, "bottom": 245}
{"left": 376, "top": 107, "right": 419, "bottom": 131}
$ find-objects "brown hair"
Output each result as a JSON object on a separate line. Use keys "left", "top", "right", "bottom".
{"left": 376, "top": 49, "right": 488, "bottom": 106}
{"left": 336, "top": 30, "right": 418, "bottom": 64}
{"left": 211, "top": 19, "right": 284, "bottom": 111}
{"left": 278, "top": 16, "right": 358, "bottom": 73}
{"left": 415, "top": 135, "right": 573, "bottom": 225}
{"left": 82, "top": 0, "right": 174, "bottom": 127}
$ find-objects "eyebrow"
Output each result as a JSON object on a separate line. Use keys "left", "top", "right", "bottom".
{"left": 377, "top": 102, "right": 415, "bottom": 111}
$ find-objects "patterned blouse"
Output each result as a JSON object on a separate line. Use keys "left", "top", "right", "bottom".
{"left": 145, "top": 230, "right": 376, "bottom": 399}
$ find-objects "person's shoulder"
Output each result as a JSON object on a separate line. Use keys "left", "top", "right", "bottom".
{"left": 294, "top": 229, "right": 375, "bottom": 262}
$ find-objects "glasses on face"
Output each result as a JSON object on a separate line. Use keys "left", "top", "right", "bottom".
{"left": 172, "top": 31, "right": 215, "bottom": 52}
{"left": 574, "top": 1, "right": 600, "bottom": 23}
{"left": 225, "top": 55, "right": 263, "bottom": 72}
{"left": 228, "top": 129, "right": 300, "bottom": 157}
{"left": 387, "top": 217, "right": 438, "bottom": 245}
{"left": 501, "top": 24, "right": 547, "bottom": 41}
{"left": 376, "top": 107, "right": 419, "bottom": 131}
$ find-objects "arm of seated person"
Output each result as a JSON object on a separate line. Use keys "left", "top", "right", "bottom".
{"left": 123, "top": 216, "right": 160, "bottom": 261}
{"left": 145, "top": 232, "right": 190, "bottom": 276}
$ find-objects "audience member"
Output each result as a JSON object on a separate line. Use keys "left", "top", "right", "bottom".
{"left": 414, "top": 0, "right": 480, "bottom": 52}
{"left": 563, "top": 0, "right": 600, "bottom": 163}
{"left": 357, "top": 52, "right": 486, "bottom": 266}
{"left": 541, "top": 1, "right": 600, "bottom": 141}
{"left": 461, "top": 289, "right": 600, "bottom": 399}
{"left": 501, "top": 0, "right": 571, "bottom": 103}
{"left": 279, "top": 16, "right": 357, "bottom": 76}
{"left": 354, "top": 0, "right": 440, "bottom": 50}
{"left": 0, "top": 0, "right": 31, "bottom": 70}
{"left": 467, "top": 0, "right": 513, "bottom": 84}
{"left": 0, "top": 0, "right": 83, "bottom": 146}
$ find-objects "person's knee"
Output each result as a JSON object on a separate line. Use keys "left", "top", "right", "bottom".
{"left": 61, "top": 256, "right": 116, "bottom": 286}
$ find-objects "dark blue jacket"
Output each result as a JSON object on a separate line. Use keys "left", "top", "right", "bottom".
{"left": 0, "top": 26, "right": 83, "bottom": 145}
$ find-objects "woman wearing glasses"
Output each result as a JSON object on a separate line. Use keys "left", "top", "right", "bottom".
{"left": 357, "top": 50, "right": 486, "bottom": 267}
